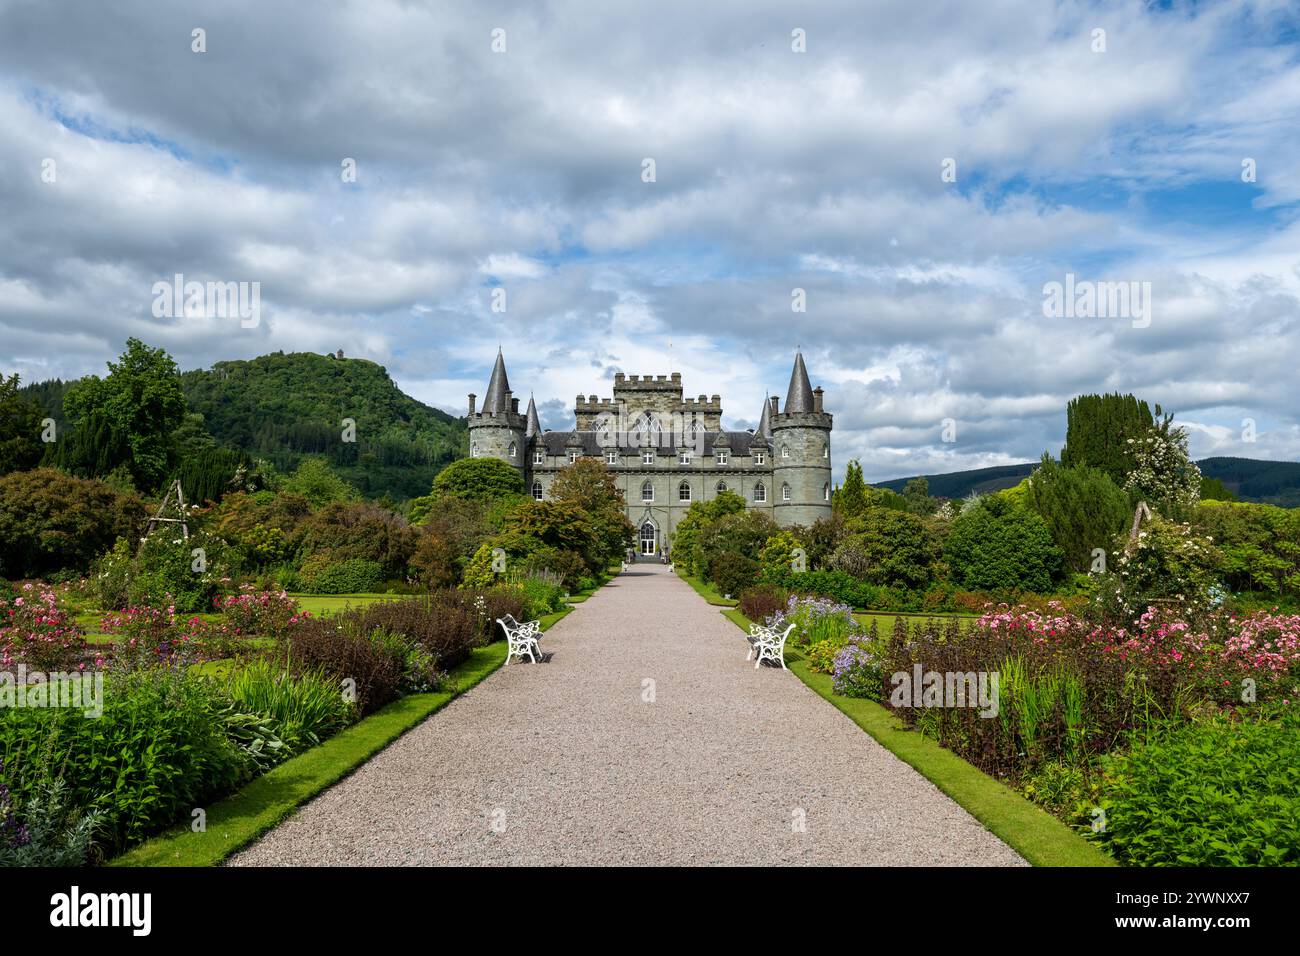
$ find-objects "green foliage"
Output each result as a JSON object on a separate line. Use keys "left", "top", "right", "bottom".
{"left": 1026, "top": 454, "right": 1131, "bottom": 573}
{"left": 416, "top": 456, "right": 523, "bottom": 508}
{"left": 835, "top": 507, "right": 945, "bottom": 592}
{"left": 1060, "top": 392, "right": 1155, "bottom": 486}
{"left": 62, "top": 338, "right": 187, "bottom": 492}
{"left": 296, "top": 500, "right": 416, "bottom": 579}
{"left": 1099, "top": 517, "right": 1222, "bottom": 618}
{"left": 280, "top": 457, "right": 358, "bottom": 507}
{"left": 696, "top": 509, "right": 780, "bottom": 594}
{"left": 129, "top": 527, "right": 233, "bottom": 613}
{"left": 945, "top": 496, "right": 1063, "bottom": 593}
{"left": 1123, "top": 417, "right": 1202, "bottom": 519}
{"left": 902, "top": 476, "right": 936, "bottom": 515}
{"left": 0, "top": 373, "right": 44, "bottom": 476}
{"left": 223, "top": 658, "right": 357, "bottom": 755}
{"left": 760, "top": 567, "right": 883, "bottom": 608}
{"left": 1090, "top": 706, "right": 1300, "bottom": 866}
{"left": 461, "top": 543, "right": 498, "bottom": 589}
{"left": 833, "top": 459, "right": 870, "bottom": 519}
{"left": 297, "top": 556, "right": 384, "bottom": 594}
{"left": 671, "top": 490, "right": 747, "bottom": 574}
{"left": 0, "top": 771, "right": 104, "bottom": 866}
{"left": 180, "top": 351, "right": 465, "bottom": 500}
{"left": 759, "top": 530, "right": 802, "bottom": 577}
{"left": 1199, "top": 475, "right": 1235, "bottom": 502}
{"left": 545, "top": 458, "right": 635, "bottom": 571}
{"left": 0, "top": 670, "right": 247, "bottom": 853}
{"left": 0, "top": 468, "right": 144, "bottom": 578}
{"left": 1193, "top": 500, "right": 1300, "bottom": 598}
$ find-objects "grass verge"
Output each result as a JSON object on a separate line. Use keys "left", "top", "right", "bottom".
{"left": 675, "top": 569, "right": 738, "bottom": 606}
{"left": 720, "top": 608, "right": 1114, "bottom": 868}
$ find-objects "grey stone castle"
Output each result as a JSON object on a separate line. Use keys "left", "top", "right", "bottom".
{"left": 467, "top": 351, "right": 832, "bottom": 557}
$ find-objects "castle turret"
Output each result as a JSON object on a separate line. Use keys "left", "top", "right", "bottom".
{"left": 467, "top": 348, "right": 527, "bottom": 474}
{"left": 770, "top": 352, "right": 832, "bottom": 526}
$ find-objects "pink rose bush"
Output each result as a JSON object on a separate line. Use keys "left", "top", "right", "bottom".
{"left": 0, "top": 583, "right": 92, "bottom": 671}
{"left": 214, "top": 586, "right": 308, "bottom": 638}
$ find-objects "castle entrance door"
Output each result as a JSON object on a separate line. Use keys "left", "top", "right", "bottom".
{"left": 639, "top": 521, "right": 657, "bottom": 556}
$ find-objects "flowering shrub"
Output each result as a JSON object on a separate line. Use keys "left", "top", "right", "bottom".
{"left": 1223, "top": 611, "right": 1300, "bottom": 675}
{"left": 99, "top": 604, "right": 198, "bottom": 671}
{"left": 215, "top": 586, "right": 306, "bottom": 638}
{"left": 768, "top": 595, "right": 861, "bottom": 649}
{"left": 832, "top": 635, "right": 883, "bottom": 698}
{"left": 0, "top": 583, "right": 91, "bottom": 671}
{"left": 1098, "top": 517, "right": 1222, "bottom": 618}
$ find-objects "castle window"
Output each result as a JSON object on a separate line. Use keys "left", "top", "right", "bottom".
{"left": 568, "top": 450, "right": 579, "bottom": 464}
{"left": 716, "top": 450, "right": 729, "bottom": 466}
{"left": 754, "top": 451, "right": 765, "bottom": 465}
{"left": 679, "top": 451, "right": 692, "bottom": 465}
{"left": 687, "top": 419, "right": 705, "bottom": 435}
{"left": 824, "top": 482, "right": 830, "bottom": 501}
{"left": 641, "top": 480, "right": 654, "bottom": 502}
{"left": 678, "top": 481, "right": 691, "bottom": 502}
{"left": 781, "top": 444, "right": 790, "bottom": 459}
{"left": 782, "top": 482, "right": 792, "bottom": 502}
{"left": 822, "top": 443, "right": 829, "bottom": 459}
{"left": 534, "top": 449, "right": 544, "bottom": 465}
{"left": 606, "top": 451, "right": 619, "bottom": 465}
{"left": 716, "top": 481, "right": 727, "bottom": 494}
{"left": 634, "top": 412, "right": 661, "bottom": 443}
{"left": 532, "top": 481, "right": 543, "bottom": 501}
{"left": 508, "top": 442, "right": 517, "bottom": 458}
{"left": 643, "top": 450, "right": 655, "bottom": 465}
{"left": 470, "top": 442, "right": 479, "bottom": 458}
{"left": 753, "top": 482, "right": 766, "bottom": 503}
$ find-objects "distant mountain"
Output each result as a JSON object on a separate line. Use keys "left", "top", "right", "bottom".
{"left": 877, "top": 457, "right": 1300, "bottom": 507}
{"left": 180, "top": 352, "right": 466, "bottom": 500}
{"left": 24, "top": 351, "right": 467, "bottom": 501}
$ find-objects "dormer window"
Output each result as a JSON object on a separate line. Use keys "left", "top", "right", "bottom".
{"left": 606, "top": 451, "right": 619, "bottom": 465}
{"left": 533, "top": 449, "right": 544, "bottom": 465}
{"left": 568, "top": 450, "right": 579, "bottom": 464}
{"left": 716, "top": 450, "right": 729, "bottom": 466}
{"left": 679, "top": 451, "right": 692, "bottom": 465}
{"left": 643, "top": 450, "right": 655, "bottom": 465}
{"left": 754, "top": 451, "right": 765, "bottom": 465}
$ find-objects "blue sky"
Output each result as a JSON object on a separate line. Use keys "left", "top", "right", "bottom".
{"left": 1, "top": 0, "right": 1298, "bottom": 483}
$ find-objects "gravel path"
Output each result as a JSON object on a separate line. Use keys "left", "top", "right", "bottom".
{"left": 230, "top": 565, "right": 1025, "bottom": 866}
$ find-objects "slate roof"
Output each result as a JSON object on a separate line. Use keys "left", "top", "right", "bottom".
{"left": 536, "top": 430, "right": 758, "bottom": 457}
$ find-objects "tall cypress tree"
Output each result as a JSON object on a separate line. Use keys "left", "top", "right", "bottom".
{"left": 1060, "top": 393, "right": 1155, "bottom": 486}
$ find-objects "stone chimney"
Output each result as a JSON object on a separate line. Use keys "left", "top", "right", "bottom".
{"left": 813, "top": 387, "right": 824, "bottom": 413}
{"left": 468, "top": 393, "right": 476, "bottom": 415}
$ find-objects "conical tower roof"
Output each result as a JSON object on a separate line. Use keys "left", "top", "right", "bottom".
{"left": 757, "top": 392, "right": 773, "bottom": 439}
{"left": 784, "top": 352, "right": 815, "bottom": 414}
{"left": 525, "top": 394, "right": 541, "bottom": 438}
{"left": 483, "top": 347, "right": 511, "bottom": 413}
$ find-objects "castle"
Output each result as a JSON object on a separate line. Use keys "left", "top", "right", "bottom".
{"left": 467, "top": 351, "right": 833, "bottom": 557}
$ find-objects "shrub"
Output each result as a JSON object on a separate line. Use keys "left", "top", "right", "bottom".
{"left": 1097, "top": 517, "right": 1222, "bottom": 620}
{"left": 945, "top": 496, "right": 1063, "bottom": 593}
{"left": 709, "top": 552, "right": 760, "bottom": 599}
{"left": 759, "top": 567, "right": 880, "bottom": 609}
{"left": 806, "top": 638, "right": 846, "bottom": 675}
{"left": 510, "top": 571, "right": 567, "bottom": 619}
{"left": 770, "top": 595, "right": 862, "bottom": 649}
{"left": 839, "top": 508, "right": 946, "bottom": 592}
{"left": 738, "top": 584, "right": 789, "bottom": 624}
{"left": 0, "top": 670, "right": 247, "bottom": 852}
{"left": 215, "top": 586, "right": 306, "bottom": 638}
{"left": 0, "top": 468, "right": 144, "bottom": 579}
{"left": 1090, "top": 705, "right": 1300, "bottom": 866}
{"left": 283, "top": 617, "right": 405, "bottom": 715}
{"left": 0, "top": 583, "right": 91, "bottom": 671}
{"left": 128, "top": 528, "right": 233, "bottom": 613}
{"left": 0, "top": 767, "right": 103, "bottom": 866}
{"left": 352, "top": 593, "right": 481, "bottom": 670}
{"left": 98, "top": 604, "right": 200, "bottom": 671}
{"left": 296, "top": 501, "right": 417, "bottom": 578}
{"left": 224, "top": 657, "right": 357, "bottom": 754}
{"left": 832, "top": 635, "right": 885, "bottom": 699}
{"left": 298, "top": 555, "right": 383, "bottom": 594}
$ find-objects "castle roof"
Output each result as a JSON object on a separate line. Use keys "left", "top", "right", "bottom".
{"left": 483, "top": 348, "right": 511, "bottom": 414}
{"left": 536, "top": 430, "right": 758, "bottom": 457}
{"left": 784, "top": 352, "right": 815, "bottom": 414}
{"left": 524, "top": 394, "right": 541, "bottom": 438}
{"left": 757, "top": 393, "right": 773, "bottom": 439}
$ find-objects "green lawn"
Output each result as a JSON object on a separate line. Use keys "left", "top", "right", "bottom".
{"left": 720, "top": 607, "right": 1113, "bottom": 867}
{"left": 674, "top": 569, "right": 738, "bottom": 606}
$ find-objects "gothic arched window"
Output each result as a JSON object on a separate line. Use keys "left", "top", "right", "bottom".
{"left": 678, "top": 481, "right": 691, "bottom": 502}
{"left": 532, "top": 481, "right": 543, "bottom": 501}
{"left": 641, "top": 480, "right": 654, "bottom": 502}
{"left": 508, "top": 442, "right": 517, "bottom": 458}
{"left": 754, "top": 482, "right": 766, "bottom": 503}
{"left": 782, "top": 482, "right": 792, "bottom": 502}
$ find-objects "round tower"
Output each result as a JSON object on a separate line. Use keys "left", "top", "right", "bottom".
{"left": 467, "top": 348, "right": 527, "bottom": 476}
{"left": 770, "top": 352, "right": 832, "bottom": 527}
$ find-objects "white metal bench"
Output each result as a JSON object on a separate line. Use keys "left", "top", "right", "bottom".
{"left": 498, "top": 614, "right": 543, "bottom": 664}
{"left": 747, "top": 622, "right": 795, "bottom": 670}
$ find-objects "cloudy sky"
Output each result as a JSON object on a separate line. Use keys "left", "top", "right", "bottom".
{"left": 1, "top": 0, "right": 1298, "bottom": 483}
